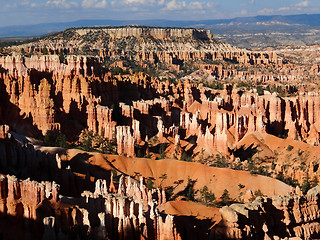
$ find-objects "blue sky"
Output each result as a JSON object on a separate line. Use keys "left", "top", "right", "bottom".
{"left": 0, "top": 0, "right": 320, "bottom": 27}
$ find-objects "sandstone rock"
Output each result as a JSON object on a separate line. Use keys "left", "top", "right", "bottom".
{"left": 0, "top": 125, "right": 9, "bottom": 139}
{"left": 116, "top": 126, "right": 135, "bottom": 157}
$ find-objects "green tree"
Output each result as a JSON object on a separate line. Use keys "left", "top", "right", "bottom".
{"left": 136, "top": 149, "right": 143, "bottom": 158}
{"left": 44, "top": 131, "right": 53, "bottom": 146}
{"left": 175, "top": 177, "right": 195, "bottom": 201}
{"left": 146, "top": 178, "right": 154, "bottom": 190}
{"left": 79, "top": 130, "right": 94, "bottom": 151}
{"left": 55, "top": 133, "right": 68, "bottom": 148}
{"left": 43, "top": 47, "right": 48, "bottom": 55}
{"left": 249, "top": 189, "right": 263, "bottom": 202}
{"left": 165, "top": 187, "right": 175, "bottom": 201}
{"left": 256, "top": 85, "right": 264, "bottom": 96}
{"left": 221, "top": 189, "right": 231, "bottom": 204}
{"left": 104, "top": 140, "right": 116, "bottom": 154}
{"left": 152, "top": 135, "right": 159, "bottom": 145}
{"left": 254, "top": 189, "right": 263, "bottom": 197}
{"left": 312, "top": 177, "right": 319, "bottom": 188}
{"left": 133, "top": 172, "right": 142, "bottom": 179}
{"left": 159, "top": 143, "right": 166, "bottom": 159}
{"left": 59, "top": 51, "right": 66, "bottom": 64}
{"left": 44, "top": 131, "right": 68, "bottom": 148}
{"left": 159, "top": 173, "right": 167, "bottom": 187}
{"left": 200, "top": 185, "right": 215, "bottom": 205}
{"left": 112, "top": 169, "right": 120, "bottom": 183}
{"left": 184, "top": 177, "right": 195, "bottom": 201}
{"left": 110, "top": 66, "right": 129, "bottom": 75}
{"left": 180, "top": 152, "right": 192, "bottom": 162}
{"left": 301, "top": 175, "right": 311, "bottom": 194}
{"left": 286, "top": 145, "right": 293, "bottom": 151}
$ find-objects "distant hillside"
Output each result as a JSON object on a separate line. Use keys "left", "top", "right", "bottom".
{"left": 2, "top": 14, "right": 320, "bottom": 48}
{"left": 209, "top": 14, "right": 320, "bottom": 48}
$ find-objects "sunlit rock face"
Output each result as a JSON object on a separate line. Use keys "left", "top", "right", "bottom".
{"left": 2, "top": 27, "right": 320, "bottom": 240}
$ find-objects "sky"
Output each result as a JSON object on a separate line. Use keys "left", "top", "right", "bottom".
{"left": 0, "top": 0, "right": 320, "bottom": 27}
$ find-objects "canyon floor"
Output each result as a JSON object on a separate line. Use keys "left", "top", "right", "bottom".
{"left": 1, "top": 26, "right": 320, "bottom": 239}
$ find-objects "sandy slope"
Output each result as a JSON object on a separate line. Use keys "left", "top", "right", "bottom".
{"left": 37, "top": 146, "right": 293, "bottom": 199}
{"left": 158, "top": 200, "right": 221, "bottom": 222}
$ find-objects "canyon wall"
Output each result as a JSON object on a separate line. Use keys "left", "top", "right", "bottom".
{"left": 75, "top": 27, "right": 213, "bottom": 40}
{"left": 1, "top": 128, "right": 320, "bottom": 239}
{"left": 0, "top": 55, "right": 319, "bottom": 158}
{"left": 215, "top": 186, "right": 320, "bottom": 239}
{"left": 2, "top": 27, "right": 320, "bottom": 239}
{"left": 12, "top": 27, "right": 283, "bottom": 70}
{"left": 0, "top": 131, "right": 196, "bottom": 240}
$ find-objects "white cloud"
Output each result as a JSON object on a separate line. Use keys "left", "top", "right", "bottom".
{"left": 165, "top": 0, "right": 186, "bottom": 10}
{"left": 161, "top": 1, "right": 217, "bottom": 12}
{"left": 5, "top": 0, "right": 39, "bottom": 8}
{"left": 189, "top": 1, "right": 204, "bottom": 9}
{"left": 277, "top": 1, "right": 310, "bottom": 12}
{"left": 46, "top": 0, "right": 78, "bottom": 8}
{"left": 249, "top": 0, "right": 255, "bottom": 5}
{"left": 81, "top": 0, "right": 107, "bottom": 8}
{"left": 295, "top": 1, "right": 310, "bottom": 7}
{"left": 278, "top": 7, "right": 290, "bottom": 11}
{"left": 114, "top": 0, "right": 215, "bottom": 12}
{"left": 123, "top": 0, "right": 151, "bottom": 4}
{"left": 20, "top": 0, "right": 38, "bottom": 7}
{"left": 206, "top": 2, "right": 217, "bottom": 8}
{"left": 258, "top": 8, "right": 274, "bottom": 14}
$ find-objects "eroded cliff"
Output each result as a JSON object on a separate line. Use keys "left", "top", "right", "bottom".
{"left": 1, "top": 26, "right": 320, "bottom": 239}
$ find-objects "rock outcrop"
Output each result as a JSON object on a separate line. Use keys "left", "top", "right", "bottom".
{"left": 12, "top": 26, "right": 282, "bottom": 71}
{"left": 2, "top": 27, "right": 320, "bottom": 239}
{"left": 0, "top": 125, "right": 9, "bottom": 139}
{"left": 0, "top": 132, "right": 180, "bottom": 240}
{"left": 1, "top": 55, "right": 320, "bottom": 161}
{"left": 1, "top": 129, "right": 320, "bottom": 239}
{"left": 214, "top": 186, "right": 320, "bottom": 239}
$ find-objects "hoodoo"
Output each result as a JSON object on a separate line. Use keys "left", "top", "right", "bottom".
{"left": 1, "top": 26, "right": 320, "bottom": 239}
